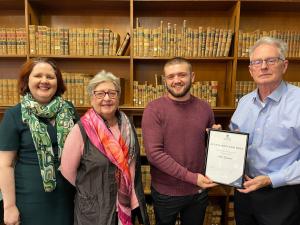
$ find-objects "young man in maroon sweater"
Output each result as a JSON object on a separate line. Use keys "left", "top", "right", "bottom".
{"left": 142, "top": 57, "right": 218, "bottom": 225}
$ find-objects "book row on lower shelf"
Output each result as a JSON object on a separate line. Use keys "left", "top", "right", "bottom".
{"left": 0, "top": 74, "right": 218, "bottom": 107}
{"left": 3, "top": 77, "right": 299, "bottom": 108}
{"left": 235, "top": 81, "right": 300, "bottom": 106}
{"left": 144, "top": 202, "right": 233, "bottom": 225}
{"left": 238, "top": 29, "right": 300, "bottom": 58}
{"left": 133, "top": 80, "right": 218, "bottom": 108}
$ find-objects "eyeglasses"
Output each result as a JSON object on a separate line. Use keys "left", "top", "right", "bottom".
{"left": 93, "top": 90, "right": 119, "bottom": 99}
{"left": 165, "top": 72, "right": 189, "bottom": 80}
{"left": 249, "top": 57, "right": 284, "bottom": 67}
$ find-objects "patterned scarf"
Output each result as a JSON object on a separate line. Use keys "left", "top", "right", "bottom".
{"left": 21, "top": 93, "right": 75, "bottom": 192}
{"left": 81, "top": 108, "right": 136, "bottom": 225}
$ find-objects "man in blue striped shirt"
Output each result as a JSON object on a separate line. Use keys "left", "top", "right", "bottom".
{"left": 230, "top": 36, "right": 300, "bottom": 225}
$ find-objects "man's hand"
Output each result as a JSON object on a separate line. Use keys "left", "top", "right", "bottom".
{"left": 206, "top": 124, "right": 222, "bottom": 133}
{"left": 212, "top": 124, "right": 222, "bottom": 130}
{"left": 237, "top": 175, "right": 272, "bottom": 193}
{"left": 197, "top": 174, "right": 218, "bottom": 189}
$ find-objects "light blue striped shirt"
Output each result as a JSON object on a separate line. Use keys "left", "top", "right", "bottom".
{"left": 230, "top": 81, "right": 300, "bottom": 188}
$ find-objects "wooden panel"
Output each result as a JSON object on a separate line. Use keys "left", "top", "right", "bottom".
{"left": 240, "top": 2, "right": 300, "bottom": 31}
{"left": 0, "top": 58, "right": 26, "bottom": 78}
{"left": 284, "top": 61, "right": 300, "bottom": 81}
{"left": 0, "top": 10, "right": 25, "bottom": 27}
{"left": 236, "top": 60, "right": 251, "bottom": 81}
{"left": 28, "top": 1, "right": 130, "bottom": 40}
{"left": 134, "top": 1, "right": 236, "bottom": 30}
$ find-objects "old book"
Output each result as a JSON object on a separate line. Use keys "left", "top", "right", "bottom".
{"left": 116, "top": 32, "right": 130, "bottom": 56}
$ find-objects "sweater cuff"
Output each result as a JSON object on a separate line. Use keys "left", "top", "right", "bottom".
{"left": 185, "top": 171, "right": 198, "bottom": 186}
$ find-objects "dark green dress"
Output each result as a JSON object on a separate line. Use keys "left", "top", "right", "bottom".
{"left": 0, "top": 104, "right": 76, "bottom": 225}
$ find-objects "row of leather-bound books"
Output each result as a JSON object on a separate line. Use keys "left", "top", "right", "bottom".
{"left": 0, "top": 27, "right": 27, "bottom": 55}
{"left": 238, "top": 29, "right": 300, "bottom": 58}
{"left": 133, "top": 79, "right": 218, "bottom": 108}
{"left": 134, "top": 19, "right": 233, "bottom": 58}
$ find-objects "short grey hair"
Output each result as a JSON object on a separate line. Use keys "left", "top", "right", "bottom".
{"left": 249, "top": 36, "right": 288, "bottom": 60}
{"left": 87, "top": 70, "right": 121, "bottom": 96}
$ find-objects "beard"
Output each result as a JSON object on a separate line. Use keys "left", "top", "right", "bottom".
{"left": 166, "top": 81, "right": 192, "bottom": 98}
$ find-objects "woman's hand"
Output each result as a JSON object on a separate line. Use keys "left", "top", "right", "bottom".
{"left": 4, "top": 205, "right": 20, "bottom": 225}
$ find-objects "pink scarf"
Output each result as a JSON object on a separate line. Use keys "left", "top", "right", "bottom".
{"left": 81, "top": 108, "right": 136, "bottom": 225}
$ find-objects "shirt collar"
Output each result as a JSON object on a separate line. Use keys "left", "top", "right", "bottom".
{"left": 252, "top": 81, "right": 286, "bottom": 103}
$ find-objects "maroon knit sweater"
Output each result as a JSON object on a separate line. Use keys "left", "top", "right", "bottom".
{"left": 142, "top": 95, "right": 215, "bottom": 196}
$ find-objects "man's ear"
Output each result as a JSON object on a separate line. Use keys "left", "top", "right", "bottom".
{"left": 191, "top": 72, "right": 195, "bottom": 83}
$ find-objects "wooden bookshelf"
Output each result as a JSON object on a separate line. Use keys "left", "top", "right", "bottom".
{"left": 2, "top": 1, "right": 300, "bottom": 224}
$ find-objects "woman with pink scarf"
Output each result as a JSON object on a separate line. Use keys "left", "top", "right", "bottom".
{"left": 61, "top": 70, "right": 149, "bottom": 225}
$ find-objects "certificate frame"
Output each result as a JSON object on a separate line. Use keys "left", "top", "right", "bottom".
{"left": 205, "top": 129, "right": 249, "bottom": 188}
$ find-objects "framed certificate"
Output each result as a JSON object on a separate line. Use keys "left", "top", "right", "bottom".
{"left": 205, "top": 129, "right": 249, "bottom": 188}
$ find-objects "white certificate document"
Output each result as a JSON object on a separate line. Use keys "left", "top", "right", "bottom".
{"left": 205, "top": 129, "right": 249, "bottom": 188}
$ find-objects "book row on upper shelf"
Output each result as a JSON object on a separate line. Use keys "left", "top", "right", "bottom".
{"left": 134, "top": 19, "right": 233, "bottom": 58}
{"left": 238, "top": 29, "right": 300, "bottom": 58}
{"left": 0, "top": 26, "right": 130, "bottom": 57}
{"left": 2, "top": 24, "right": 300, "bottom": 59}
{"left": 0, "top": 28, "right": 27, "bottom": 55}
{"left": 28, "top": 25, "right": 124, "bottom": 57}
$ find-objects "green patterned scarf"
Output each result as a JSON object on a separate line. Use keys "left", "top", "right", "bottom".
{"left": 21, "top": 93, "right": 75, "bottom": 192}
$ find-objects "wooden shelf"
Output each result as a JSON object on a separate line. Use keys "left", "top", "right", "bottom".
{"left": 0, "top": 55, "right": 27, "bottom": 58}
{"left": 29, "top": 55, "right": 130, "bottom": 60}
{"left": 134, "top": 0, "right": 237, "bottom": 11}
{"left": 134, "top": 57, "right": 234, "bottom": 61}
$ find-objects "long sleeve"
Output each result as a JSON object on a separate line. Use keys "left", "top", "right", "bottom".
{"left": 142, "top": 106, "right": 198, "bottom": 186}
{"left": 61, "top": 124, "right": 84, "bottom": 186}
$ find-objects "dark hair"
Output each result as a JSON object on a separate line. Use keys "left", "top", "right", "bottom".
{"left": 164, "top": 57, "right": 192, "bottom": 73}
{"left": 18, "top": 58, "right": 66, "bottom": 96}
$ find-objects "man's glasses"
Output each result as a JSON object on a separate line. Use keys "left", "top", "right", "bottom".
{"left": 93, "top": 90, "right": 119, "bottom": 99}
{"left": 249, "top": 57, "right": 284, "bottom": 67}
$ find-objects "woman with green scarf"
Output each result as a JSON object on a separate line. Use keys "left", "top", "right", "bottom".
{"left": 0, "top": 58, "right": 78, "bottom": 225}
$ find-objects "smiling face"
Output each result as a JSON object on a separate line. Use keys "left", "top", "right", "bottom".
{"left": 249, "top": 44, "right": 288, "bottom": 89}
{"left": 91, "top": 81, "right": 120, "bottom": 120}
{"left": 28, "top": 62, "right": 58, "bottom": 104}
{"left": 164, "top": 62, "right": 195, "bottom": 101}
